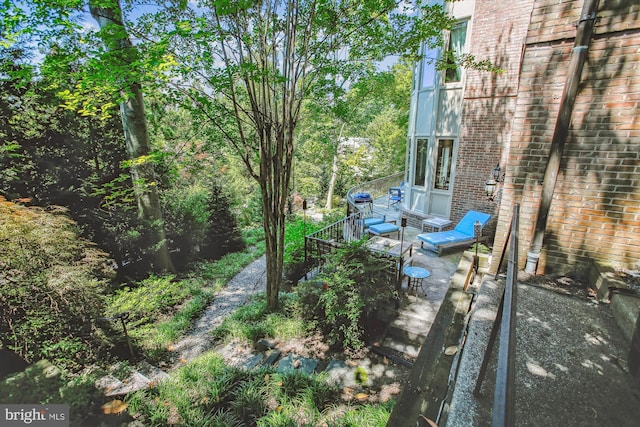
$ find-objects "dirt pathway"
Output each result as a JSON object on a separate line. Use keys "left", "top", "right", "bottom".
{"left": 170, "top": 255, "right": 267, "bottom": 366}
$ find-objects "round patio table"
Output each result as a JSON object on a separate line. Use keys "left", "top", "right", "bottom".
{"left": 402, "top": 266, "right": 431, "bottom": 293}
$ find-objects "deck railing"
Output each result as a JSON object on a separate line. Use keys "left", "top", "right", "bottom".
{"left": 345, "top": 172, "right": 404, "bottom": 214}
{"left": 304, "top": 212, "right": 364, "bottom": 270}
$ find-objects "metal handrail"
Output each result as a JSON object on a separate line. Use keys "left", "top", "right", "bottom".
{"left": 345, "top": 172, "right": 404, "bottom": 214}
{"left": 472, "top": 204, "right": 520, "bottom": 425}
{"left": 492, "top": 203, "right": 520, "bottom": 427}
{"left": 304, "top": 212, "right": 364, "bottom": 270}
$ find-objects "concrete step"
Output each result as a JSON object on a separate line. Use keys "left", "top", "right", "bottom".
{"left": 384, "top": 294, "right": 436, "bottom": 346}
{"left": 586, "top": 262, "right": 640, "bottom": 346}
{"left": 96, "top": 361, "right": 169, "bottom": 396}
{"left": 610, "top": 291, "right": 640, "bottom": 344}
{"left": 379, "top": 335, "right": 421, "bottom": 360}
{"left": 385, "top": 314, "right": 433, "bottom": 347}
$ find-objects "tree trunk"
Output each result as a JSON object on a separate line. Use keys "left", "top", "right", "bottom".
{"left": 325, "top": 151, "right": 339, "bottom": 210}
{"left": 90, "top": 1, "right": 175, "bottom": 273}
{"left": 325, "top": 123, "right": 345, "bottom": 210}
{"left": 259, "top": 134, "right": 291, "bottom": 310}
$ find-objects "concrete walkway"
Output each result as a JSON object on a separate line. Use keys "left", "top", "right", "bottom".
{"left": 445, "top": 277, "right": 640, "bottom": 427}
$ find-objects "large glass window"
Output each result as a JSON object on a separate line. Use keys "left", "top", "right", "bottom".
{"left": 420, "top": 46, "right": 438, "bottom": 89}
{"left": 414, "top": 138, "right": 428, "bottom": 186}
{"left": 433, "top": 139, "right": 454, "bottom": 190}
{"left": 445, "top": 22, "right": 468, "bottom": 83}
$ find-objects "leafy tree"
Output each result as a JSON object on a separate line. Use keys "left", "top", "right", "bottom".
{"left": 1, "top": 0, "right": 176, "bottom": 272}
{"left": 88, "top": 0, "right": 175, "bottom": 272}
{"left": 294, "top": 60, "right": 412, "bottom": 206}
{"left": 139, "top": 0, "right": 453, "bottom": 309}
{"left": 0, "top": 197, "right": 116, "bottom": 369}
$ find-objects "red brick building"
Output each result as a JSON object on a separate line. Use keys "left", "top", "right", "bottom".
{"left": 402, "top": 0, "right": 639, "bottom": 273}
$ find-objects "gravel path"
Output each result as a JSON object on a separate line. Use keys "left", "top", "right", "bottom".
{"left": 170, "top": 255, "right": 267, "bottom": 366}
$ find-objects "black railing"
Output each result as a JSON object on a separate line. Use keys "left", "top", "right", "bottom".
{"left": 474, "top": 203, "right": 520, "bottom": 427}
{"left": 345, "top": 172, "right": 404, "bottom": 214}
{"left": 493, "top": 203, "right": 519, "bottom": 426}
{"left": 304, "top": 212, "right": 363, "bottom": 270}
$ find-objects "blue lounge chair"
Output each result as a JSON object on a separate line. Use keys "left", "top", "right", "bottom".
{"left": 417, "top": 210, "right": 491, "bottom": 255}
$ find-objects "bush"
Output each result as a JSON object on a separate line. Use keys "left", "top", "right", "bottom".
{"left": 297, "top": 241, "right": 398, "bottom": 352}
{"left": 282, "top": 210, "right": 345, "bottom": 285}
{"left": 161, "top": 181, "right": 244, "bottom": 269}
{"left": 0, "top": 360, "right": 108, "bottom": 427}
{"left": 0, "top": 197, "right": 116, "bottom": 369}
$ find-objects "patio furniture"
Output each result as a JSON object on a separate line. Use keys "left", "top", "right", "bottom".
{"left": 358, "top": 202, "right": 385, "bottom": 229}
{"left": 353, "top": 192, "right": 372, "bottom": 204}
{"left": 367, "top": 236, "right": 413, "bottom": 259}
{"left": 422, "top": 216, "right": 453, "bottom": 232}
{"left": 403, "top": 265, "right": 431, "bottom": 293}
{"left": 367, "top": 236, "right": 413, "bottom": 290}
{"left": 417, "top": 210, "right": 491, "bottom": 256}
{"left": 388, "top": 183, "right": 404, "bottom": 208}
{"left": 367, "top": 222, "right": 400, "bottom": 239}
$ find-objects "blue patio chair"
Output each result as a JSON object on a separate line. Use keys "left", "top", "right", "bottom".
{"left": 417, "top": 210, "right": 491, "bottom": 256}
{"left": 388, "top": 182, "right": 404, "bottom": 208}
{"left": 358, "top": 202, "right": 385, "bottom": 229}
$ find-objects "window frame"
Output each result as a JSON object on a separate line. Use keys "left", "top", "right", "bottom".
{"left": 443, "top": 20, "right": 468, "bottom": 85}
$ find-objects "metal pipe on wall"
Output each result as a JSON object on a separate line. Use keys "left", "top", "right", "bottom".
{"left": 525, "top": 0, "right": 600, "bottom": 274}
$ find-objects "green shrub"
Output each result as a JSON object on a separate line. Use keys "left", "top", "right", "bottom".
{"left": 297, "top": 241, "right": 398, "bottom": 352}
{"left": 0, "top": 360, "right": 107, "bottom": 427}
{"left": 0, "top": 198, "right": 115, "bottom": 369}
{"left": 126, "top": 353, "right": 393, "bottom": 426}
{"left": 161, "top": 181, "right": 244, "bottom": 269}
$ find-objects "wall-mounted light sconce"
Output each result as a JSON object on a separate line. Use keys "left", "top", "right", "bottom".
{"left": 485, "top": 164, "right": 504, "bottom": 201}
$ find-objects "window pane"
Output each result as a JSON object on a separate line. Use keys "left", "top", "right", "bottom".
{"left": 414, "top": 138, "right": 428, "bottom": 186}
{"left": 433, "top": 139, "right": 454, "bottom": 190}
{"left": 445, "top": 22, "right": 467, "bottom": 83}
{"left": 420, "top": 47, "right": 438, "bottom": 89}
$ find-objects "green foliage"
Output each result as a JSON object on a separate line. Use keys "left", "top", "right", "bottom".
{"left": 0, "top": 197, "right": 115, "bottom": 369}
{"left": 161, "top": 181, "right": 244, "bottom": 268}
{"left": 0, "top": 360, "right": 107, "bottom": 427}
{"left": 126, "top": 352, "right": 388, "bottom": 426}
{"left": 212, "top": 293, "right": 307, "bottom": 344}
{"left": 354, "top": 366, "right": 369, "bottom": 385}
{"left": 282, "top": 210, "right": 343, "bottom": 284}
{"left": 297, "top": 241, "right": 398, "bottom": 351}
{"left": 106, "top": 274, "right": 213, "bottom": 353}
{"left": 105, "top": 230, "right": 266, "bottom": 354}
{"left": 107, "top": 275, "right": 195, "bottom": 327}
{"left": 469, "top": 242, "right": 492, "bottom": 254}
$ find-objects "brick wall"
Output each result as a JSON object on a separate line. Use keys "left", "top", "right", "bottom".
{"left": 452, "top": 0, "right": 535, "bottom": 239}
{"left": 493, "top": 0, "right": 640, "bottom": 273}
